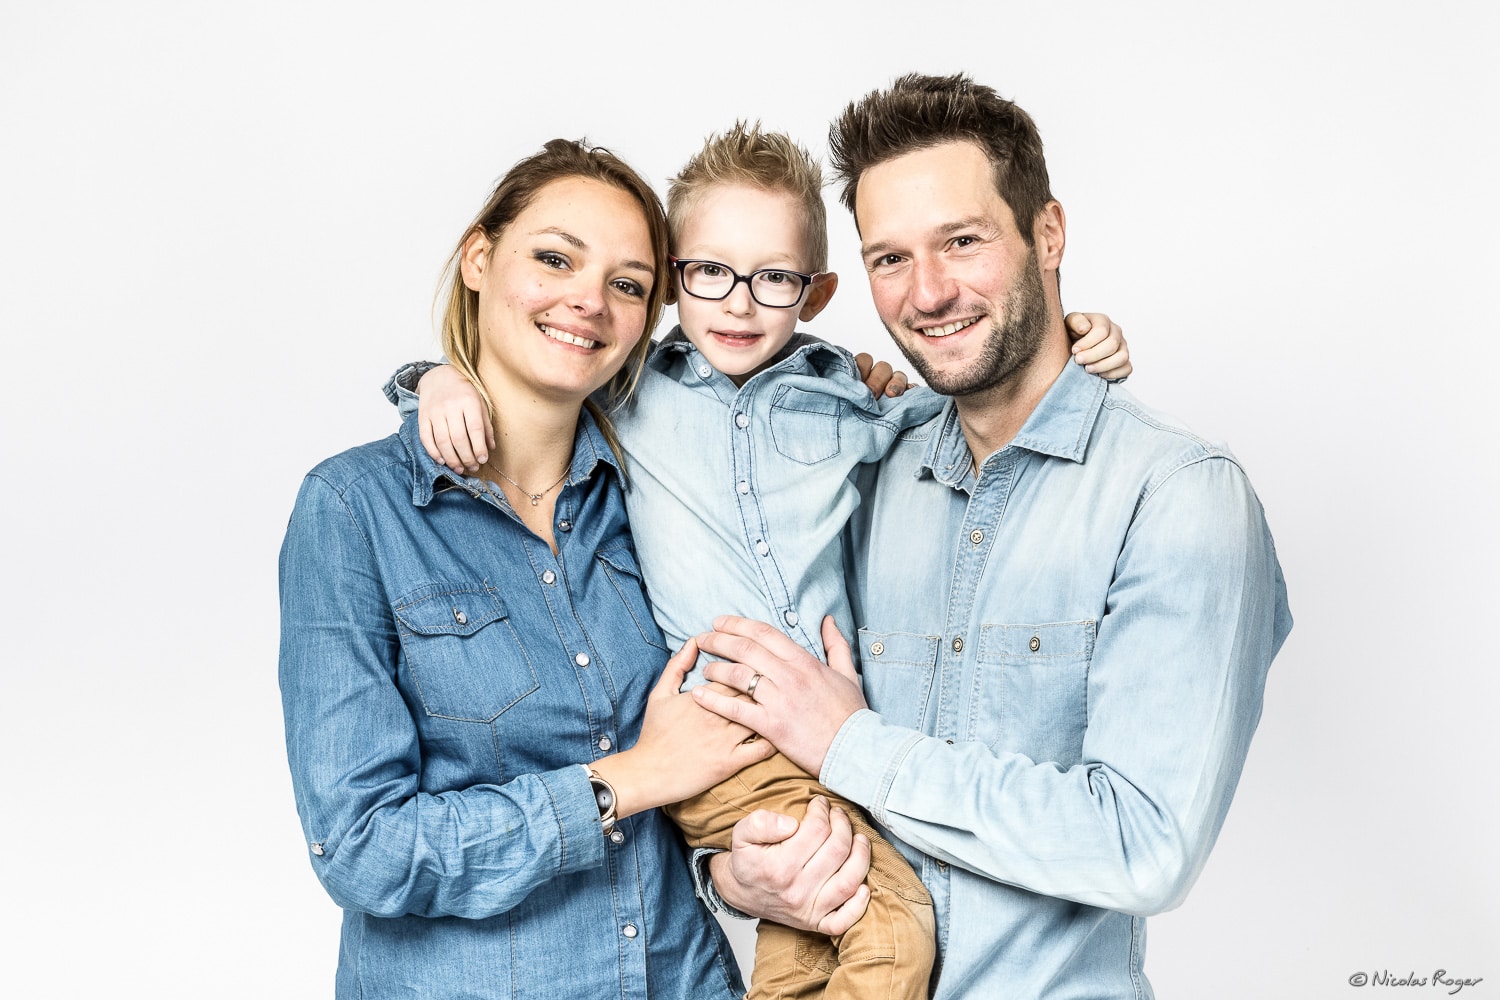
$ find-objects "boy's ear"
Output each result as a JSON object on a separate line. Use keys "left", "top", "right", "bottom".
{"left": 459, "top": 229, "right": 492, "bottom": 291}
{"left": 798, "top": 271, "right": 838, "bottom": 322}
{"left": 662, "top": 276, "right": 678, "bottom": 306}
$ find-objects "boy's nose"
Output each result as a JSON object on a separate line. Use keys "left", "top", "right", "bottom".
{"left": 723, "top": 280, "right": 755, "bottom": 314}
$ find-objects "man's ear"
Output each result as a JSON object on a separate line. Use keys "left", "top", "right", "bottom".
{"left": 1033, "top": 201, "right": 1066, "bottom": 271}
{"left": 799, "top": 271, "right": 839, "bottom": 322}
{"left": 459, "top": 229, "right": 492, "bottom": 291}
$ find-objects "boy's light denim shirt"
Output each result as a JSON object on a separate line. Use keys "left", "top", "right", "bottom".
{"left": 279, "top": 410, "right": 743, "bottom": 1000}
{"left": 618, "top": 327, "right": 943, "bottom": 676}
{"left": 391, "top": 328, "right": 943, "bottom": 674}
{"left": 825, "top": 358, "right": 1293, "bottom": 999}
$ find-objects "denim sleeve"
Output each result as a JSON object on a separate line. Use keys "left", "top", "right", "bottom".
{"left": 381, "top": 361, "right": 443, "bottom": 418}
{"left": 823, "top": 455, "right": 1291, "bottom": 916}
{"left": 278, "top": 473, "right": 605, "bottom": 919}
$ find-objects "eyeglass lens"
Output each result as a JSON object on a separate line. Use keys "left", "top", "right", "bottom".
{"left": 679, "top": 261, "right": 807, "bottom": 308}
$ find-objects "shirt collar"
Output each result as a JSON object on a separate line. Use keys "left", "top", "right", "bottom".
{"left": 651, "top": 325, "right": 862, "bottom": 382}
{"left": 400, "top": 405, "right": 622, "bottom": 507}
{"left": 920, "top": 359, "right": 1109, "bottom": 488}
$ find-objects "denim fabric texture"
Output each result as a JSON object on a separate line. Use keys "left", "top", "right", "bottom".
{"left": 618, "top": 328, "right": 943, "bottom": 675}
{"left": 391, "top": 329, "right": 943, "bottom": 674}
{"left": 825, "top": 358, "right": 1293, "bottom": 999}
{"left": 278, "top": 411, "right": 743, "bottom": 1000}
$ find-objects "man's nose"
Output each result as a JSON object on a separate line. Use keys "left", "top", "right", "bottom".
{"left": 909, "top": 256, "right": 956, "bottom": 314}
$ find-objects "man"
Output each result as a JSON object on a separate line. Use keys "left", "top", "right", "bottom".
{"left": 692, "top": 72, "right": 1293, "bottom": 997}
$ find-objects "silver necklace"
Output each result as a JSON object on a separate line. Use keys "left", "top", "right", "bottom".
{"left": 483, "top": 462, "right": 569, "bottom": 506}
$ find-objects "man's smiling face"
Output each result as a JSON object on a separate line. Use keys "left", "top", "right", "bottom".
{"left": 856, "top": 140, "right": 1056, "bottom": 398}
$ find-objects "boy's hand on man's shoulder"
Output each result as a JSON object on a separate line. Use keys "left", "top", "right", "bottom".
{"left": 854, "top": 353, "right": 913, "bottom": 397}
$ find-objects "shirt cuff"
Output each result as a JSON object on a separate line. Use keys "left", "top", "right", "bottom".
{"left": 688, "top": 847, "right": 755, "bottom": 920}
{"left": 819, "top": 709, "right": 925, "bottom": 827}
{"left": 534, "top": 764, "right": 609, "bottom": 876}
{"left": 382, "top": 361, "right": 443, "bottom": 406}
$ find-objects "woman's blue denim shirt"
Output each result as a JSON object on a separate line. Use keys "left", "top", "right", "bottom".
{"left": 278, "top": 411, "right": 743, "bottom": 999}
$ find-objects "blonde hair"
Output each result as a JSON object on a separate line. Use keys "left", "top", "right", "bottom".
{"left": 666, "top": 122, "right": 828, "bottom": 271}
{"left": 437, "top": 139, "right": 670, "bottom": 463}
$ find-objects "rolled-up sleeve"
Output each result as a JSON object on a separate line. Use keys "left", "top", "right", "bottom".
{"left": 824, "top": 454, "right": 1292, "bottom": 916}
{"left": 278, "top": 473, "right": 605, "bottom": 919}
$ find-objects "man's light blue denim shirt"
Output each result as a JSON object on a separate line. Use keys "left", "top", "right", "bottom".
{"left": 828, "top": 358, "right": 1292, "bottom": 999}
{"left": 278, "top": 411, "right": 744, "bottom": 999}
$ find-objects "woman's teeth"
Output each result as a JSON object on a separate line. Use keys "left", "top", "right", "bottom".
{"left": 540, "top": 324, "right": 599, "bottom": 349}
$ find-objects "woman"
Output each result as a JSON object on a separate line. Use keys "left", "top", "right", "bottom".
{"left": 278, "top": 139, "right": 773, "bottom": 999}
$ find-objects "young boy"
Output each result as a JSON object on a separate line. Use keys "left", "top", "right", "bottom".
{"left": 390, "top": 123, "right": 1129, "bottom": 999}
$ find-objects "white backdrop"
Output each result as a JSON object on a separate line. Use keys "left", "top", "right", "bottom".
{"left": 2, "top": 2, "right": 1495, "bottom": 996}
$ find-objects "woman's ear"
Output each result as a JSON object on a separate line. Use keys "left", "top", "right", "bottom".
{"left": 459, "top": 229, "right": 492, "bottom": 292}
{"left": 798, "top": 272, "right": 839, "bottom": 322}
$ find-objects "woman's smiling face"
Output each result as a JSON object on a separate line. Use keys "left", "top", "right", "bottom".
{"left": 462, "top": 175, "right": 658, "bottom": 405}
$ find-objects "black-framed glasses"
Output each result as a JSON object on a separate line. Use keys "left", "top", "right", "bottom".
{"left": 670, "top": 257, "right": 822, "bottom": 309}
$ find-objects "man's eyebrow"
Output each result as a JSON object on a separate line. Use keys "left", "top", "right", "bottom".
{"left": 863, "top": 216, "right": 995, "bottom": 259}
{"left": 535, "top": 227, "right": 654, "bottom": 275}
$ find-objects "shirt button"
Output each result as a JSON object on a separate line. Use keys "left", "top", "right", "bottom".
{"left": 737, "top": 481, "right": 750, "bottom": 494}
{"left": 952, "top": 636, "right": 964, "bottom": 653}
{"left": 937, "top": 860, "right": 949, "bottom": 873}
{"left": 698, "top": 364, "right": 712, "bottom": 378}
{"left": 1030, "top": 635, "right": 1042, "bottom": 652}
{"left": 784, "top": 610, "right": 798, "bottom": 627}
{"left": 309, "top": 842, "right": 324, "bottom": 856}
{"left": 945, "top": 739, "right": 955, "bottom": 745}
{"left": 870, "top": 641, "right": 885, "bottom": 657}
{"left": 598, "top": 735, "right": 612, "bottom": 751}
{"left": 735, "top": 413, "right": 749, "bottom": 429}
{"left": 557, "top": 520, "right": 572, "bottom": 532}
{"left": 575, "top": 652, "right": 591, "bottom": 667}
{"left": 452, "top": 608, "right": 467, "bottom": 625}
{"left": 541, "top": 569, "right": 556, "bottom": 585}
{"left": 755, "top": 540, "right": 770, "bottom": 556}
{"left": 970, "top": 529, "right": 984, "bottom": 545}
{"left": 622, "top": 922, "right": 638, "bottom": 939}
{"left": 610, "top": 829, "right": 625, "bottom": 845}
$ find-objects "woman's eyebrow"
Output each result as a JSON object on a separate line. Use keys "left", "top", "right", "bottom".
{"left": 535, "top": 227, "right": 653, "bottom": 274}
{"left": 535, "top": 227, "right": 587, "bottom": 249}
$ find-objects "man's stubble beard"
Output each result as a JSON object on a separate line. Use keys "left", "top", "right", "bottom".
{"left": 889, "top": 248, "right": 1049, "bottom": 399}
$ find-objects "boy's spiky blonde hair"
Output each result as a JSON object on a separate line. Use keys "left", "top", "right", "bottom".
{"left": 667, "top": 121, "right": 829, "bottom": 272}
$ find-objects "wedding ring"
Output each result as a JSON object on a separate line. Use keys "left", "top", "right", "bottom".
{"left": 745, "top": 673, "right": 763, "bottom": 700}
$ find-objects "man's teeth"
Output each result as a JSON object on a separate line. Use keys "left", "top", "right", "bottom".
{"left": 920, "top": 318, "right": 979, "bottom": 338}
{"left": 540, "top": 325, "right": 599, "bottom": 349}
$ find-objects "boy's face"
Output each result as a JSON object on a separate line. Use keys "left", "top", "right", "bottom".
{"left": 673, "top": 183, "right": 822, "bottom": 385}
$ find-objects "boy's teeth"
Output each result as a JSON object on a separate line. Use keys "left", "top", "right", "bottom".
{"left": 922, "top": 318, "right": 979, "bottom": 338}
{"left": 540, "top": 324, "right": 599, "bottom": 349}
